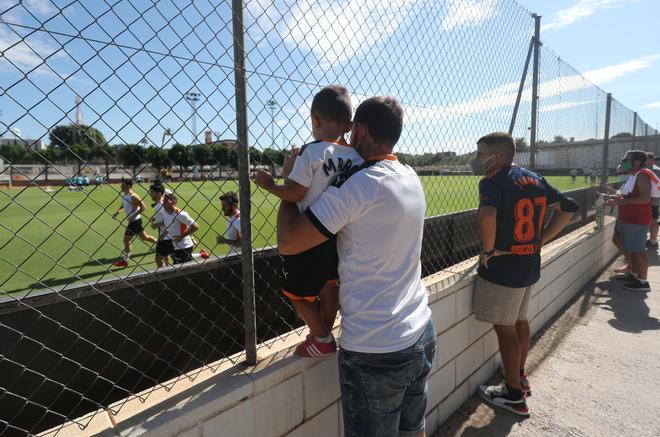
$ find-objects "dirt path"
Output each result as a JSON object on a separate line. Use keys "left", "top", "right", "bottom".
{"left": 434, "top": 253, "right": 660, "bottom": 437}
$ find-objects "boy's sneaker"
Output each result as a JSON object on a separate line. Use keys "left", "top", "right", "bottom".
{"left": 199, "top": 249, "right": 209, "bottom": 259}
{"left": 623, "top": 278, "right": 651, "bottom": 292}
{"left": 520, "top": 373, "right": 531, "bottom": 397}
{"left": 113, "top": 260, "right": 128, "bottom": 268}
{"left": 478, "top": 383, "right": 530, "bottom": 417}
{"left": 646, "top": 239, "right": 658, "bottom": 248}
{"left": 295, "top": 335, "right": 337, "bottom": 358}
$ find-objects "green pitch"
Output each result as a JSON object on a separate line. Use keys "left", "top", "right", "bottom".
{"left": 0, "top": 175, "right": 598, "bottom": 296}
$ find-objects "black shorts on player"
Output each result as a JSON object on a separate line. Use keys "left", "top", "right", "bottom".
{"left": 172, "top": 247, "right": 193, "bottom": 264}
{"left": 280, "top": 237, "right": 338, "bottom": 303}
{"left": 156, "top": 239, "right": 174, "bottom": 257}
{"left": 125, "top": 218, "right": 144, "bottom": 236}
{"left": 652, "top": 205, "right": 659, "bottom": 220}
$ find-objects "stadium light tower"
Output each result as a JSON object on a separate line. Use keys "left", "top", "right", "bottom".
{"left": 185, "top": 91, "right": 201, "bottom": 143}
{"left": 162, "top": 128, "right": 172, "bottom": 148}
{"left": 266, "top": 98, "right": 278, "bottom": 148}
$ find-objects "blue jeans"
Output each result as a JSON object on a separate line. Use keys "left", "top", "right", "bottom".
{"left": 339, "top": 319, "right": 436, "bottom": 437}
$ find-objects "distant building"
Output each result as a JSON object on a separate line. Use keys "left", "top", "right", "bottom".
{"left": 0, "top": 137, "right": 46, "bottom": 151}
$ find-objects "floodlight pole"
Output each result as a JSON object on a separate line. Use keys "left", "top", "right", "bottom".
{"left": 185, "top": 91, "right": 200, "bottom": 144}
{"left": 232, "top": 0, "right": 257, "bottom": 365}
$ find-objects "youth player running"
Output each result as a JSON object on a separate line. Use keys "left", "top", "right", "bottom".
{"left": 155, "top": 191, "right": 199, "bottom": 264}
{"left": 471, "top": 132, "right": 578, "bottom": 417}
{"left": 254, "top": 85, "right": 363, "bottom": 357}
{"left": 216, "top": 191, "right": 242, "bottom": 256}
{"left": 112, "top": 178, "right": 157, "bottom": 267}
{"left": 148, "top": 182, "right": 170, "bottom": 267}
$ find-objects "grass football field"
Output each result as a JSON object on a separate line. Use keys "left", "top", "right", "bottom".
{"left": 0, "top": 175, "right": 597, "bottom": 296}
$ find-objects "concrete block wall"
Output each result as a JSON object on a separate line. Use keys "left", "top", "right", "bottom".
{"left": 43, "top": 218, "right": 618, "bottom": 437}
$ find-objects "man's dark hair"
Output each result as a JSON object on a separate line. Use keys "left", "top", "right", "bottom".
{"left": 121, "top": 177, "right": 133, "bottom": 187}
{"left": 220, "top": 191, "right": 238, "bottom": 205}
{"left": 310, "top": 85, "right": 352, "bottom": 124}
{"left": 477, "top": 132, "right": 515, "bottom": 159}
{"left": 353, "top": 96, "right": 404, "bottom": 147}
{"left": 626, "top": 150, "right": 648, "bottom": 168}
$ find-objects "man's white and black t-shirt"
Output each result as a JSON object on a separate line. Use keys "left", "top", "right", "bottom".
{"left": 225, "top": 212, "right": 241, "bottom": 256}
{"left": 161, "top": 208, "right": 196, "bottom": 264}
{"left": 306, "top": 156, "right": 432, "bottom": 353}
{"left": 280, "top": 139, "right": 364, "bottom": 301}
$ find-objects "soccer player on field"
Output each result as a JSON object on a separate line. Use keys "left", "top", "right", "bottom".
{"left": 111, "top": 178, "right": 157, "bottom": 267}
{"left": 148, "top": 182, "right": 170, "bottom": 267}
{"left": 253, "top": 85, "right": 363, "bottom": 357}
{"left": 216, "top": 191, "right": 242, "bottom": 256}
{"left": 471, "top": 132, "right": 578, "bottom": 417}
{"left": 156, "top": 191, "right": 199, "bottom": 264}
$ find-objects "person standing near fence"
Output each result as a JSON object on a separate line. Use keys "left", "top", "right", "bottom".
{"left": 606, "top": 150, "right": 658, "bottom": 291}
{"left": 111, "top": 178, "right": 157, "bottom": 268}
{"left": 277, "top": 96, "right": 435, "bottom": 437}
{"left": 471, "top": 132, "right": 578, "bottom": 417}
{"left": 216, "top": 191, "right": 242, "bottom": 256}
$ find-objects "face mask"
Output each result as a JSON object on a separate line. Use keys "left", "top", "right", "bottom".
{"left": 619, "top": 161, "right": 633, "bottom": 173}
{"left": 471, "top": 154, "right": 496, "bottom": 175}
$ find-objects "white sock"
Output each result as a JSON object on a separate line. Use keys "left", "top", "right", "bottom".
{"left": 122, "top": 251, "right": 130, "bottom": 261}
{"left": 315, "top": 334, "right": 334, "bottom": 343}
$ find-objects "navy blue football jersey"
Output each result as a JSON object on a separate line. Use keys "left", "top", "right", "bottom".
{"left": 477, "top": 165, "right": 566, "bottom": 287}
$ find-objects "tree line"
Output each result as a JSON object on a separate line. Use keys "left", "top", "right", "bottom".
{"left": 0, "top": 124, "right": 287, "bottom": 177}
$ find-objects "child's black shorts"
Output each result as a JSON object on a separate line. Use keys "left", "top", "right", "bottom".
{"left": 280, "top": 236, "right": 338, "bottom": 303}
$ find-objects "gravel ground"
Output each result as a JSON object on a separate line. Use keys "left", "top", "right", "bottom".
{"left": 434, "top": 252, "right": 660, "bottom": 437}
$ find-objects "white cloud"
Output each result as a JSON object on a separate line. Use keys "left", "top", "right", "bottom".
{"left": 542, "top": 0, "right": 638, "bottom": 32}
{"left": 641, "top": 101, "right": 660, "bottom": 109}
{"left": 248, "top": 0, "right": 497, "bottom": 68}
{"left": 25, "top": 0, "right": 56, "bottom": 15}
{"left": 441, "top": 0, "right": 497, "bottom": 31}
{"left": 424, "top": 53, "right": 660, "bottom": 121}
{"left": 583, "top": 54, "right": 660, "bottom": 84}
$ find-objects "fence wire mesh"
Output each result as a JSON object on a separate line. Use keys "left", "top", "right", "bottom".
{"left": 0, "top": 0, "right": 657, "bottom": 435}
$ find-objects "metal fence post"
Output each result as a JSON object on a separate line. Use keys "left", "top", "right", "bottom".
{"left": 529, "top": 13, "right": 541, "bottom": 171}
{"left": 508, "top": 37, "right": 534, "bottom": 135}
{"left": 232, "top": 0, "right": 258, "bottom": 365}
{"left": 598, "top": 93, "right": 612, "bottom": 229}
{"left": 632, "top": 112, "right": 637, "bottom": 148}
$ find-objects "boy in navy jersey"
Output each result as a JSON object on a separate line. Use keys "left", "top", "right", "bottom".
{"left": 254, "top": 85, "right": 363, "bottom": 357}
{"left": 472, "top": 132, "right": 578, "bottom": 417}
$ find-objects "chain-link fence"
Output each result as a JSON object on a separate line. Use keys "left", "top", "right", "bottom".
{"left": 0, "top": 0, "right": 658, "bottom": 434}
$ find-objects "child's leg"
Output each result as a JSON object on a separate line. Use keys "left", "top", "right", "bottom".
{"left": 319, "top": 282, "right": 339, "bottom": 332}
{"left": 290, "top": 298, "right": 329, "bottom": 338}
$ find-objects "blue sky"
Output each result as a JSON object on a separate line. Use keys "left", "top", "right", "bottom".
{"left": 0, "top": 0, "right": 657, "bottom": 157}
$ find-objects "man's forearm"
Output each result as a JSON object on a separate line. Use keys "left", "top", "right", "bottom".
{"left": 479, "top": 208, "right": 497, "bottom": 251}
{"left": 541, "top": 210, "right": 573, "bottom": 244}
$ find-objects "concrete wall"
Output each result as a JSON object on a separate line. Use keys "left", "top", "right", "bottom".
{"left": 44, "top": 217, "right": 618, "bottom": 437}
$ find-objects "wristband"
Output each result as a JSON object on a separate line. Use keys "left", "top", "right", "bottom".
{"left": 481, "top": 249, "right": 495, "bottom": 257}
